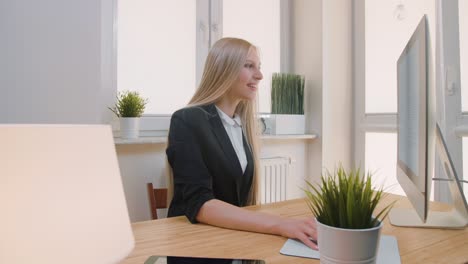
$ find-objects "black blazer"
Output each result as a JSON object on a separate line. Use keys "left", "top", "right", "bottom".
{"left": 166, "top": 104, "right": 254, "bottom": 223}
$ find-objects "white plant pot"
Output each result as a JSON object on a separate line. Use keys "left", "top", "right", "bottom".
{"left": 269, "top": 114, "right": 305, "bottom": 135}
{"left": 119, "top": 117, "right": 140, "bottom": 139}
{"left": 316, "top": 219, "right": 383, "bottom": 264}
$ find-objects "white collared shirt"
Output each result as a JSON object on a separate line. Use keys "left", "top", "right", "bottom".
{"left": 215, "top": 106, "right": 247, "bottom": 173}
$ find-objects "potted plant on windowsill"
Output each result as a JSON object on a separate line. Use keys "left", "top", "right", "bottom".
{"left": 109, "top": 90, "right": 148, "bottom": 139}
{"left": 304, "top": 165, "right": 395, "bottom": 264}
{"left": 270, "top": 73, "right": 305, "bottom": 135}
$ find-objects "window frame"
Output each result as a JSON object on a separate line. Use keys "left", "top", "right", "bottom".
{"left": 438, "top": 0, "right": 465, "bottom": 201}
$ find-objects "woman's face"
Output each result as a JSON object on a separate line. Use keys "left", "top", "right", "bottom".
{"left": 229, "top": 48, "right": 263, "bottom": 101}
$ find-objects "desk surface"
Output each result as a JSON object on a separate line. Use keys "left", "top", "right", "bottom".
{"left": 121, "top": 194, "right": 468, "bottom": 264}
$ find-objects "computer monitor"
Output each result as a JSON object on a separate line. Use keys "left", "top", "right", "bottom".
{"left": 389, "top": 15, "right": 468, "bottom": 229}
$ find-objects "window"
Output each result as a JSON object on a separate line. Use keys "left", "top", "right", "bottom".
{"left": 365, "top": 132, "right": 403, "bottom": 195}
{"left": 117, "top": 0, "right": 284, "bottom": 119}
{"left": 117, "top": 0, "right": 196, "bottom": 115}
{"left": 357, "top": 0, "right": 435, "bottom": 195}
{"left": 365, "top": 0, "right": 399, "bottom": 114}
{"left": 222, "top": 0, "right": 281, "bottom": 112}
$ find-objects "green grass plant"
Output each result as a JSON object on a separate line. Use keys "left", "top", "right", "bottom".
{"left": 109, "top": 90, "right": 148, "bottom": 117}
{"left": 304, "top": 165, "right": 395, "bottom": 229}
{"left": 271, "top": 73, "right": 304, "bottom": 115}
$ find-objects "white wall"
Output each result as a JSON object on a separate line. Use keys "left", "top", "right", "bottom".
{"left": 0, "top": 0, "right": 115, "bottom": 124}
{"left": 437, "top": 0, "right": 462, "bottom": 202}
{"left": 292, "top": 0, "right": 323, "bottom": 184}
{"left": 116, "top": 144, "right": 169, "bottom": 221}
{"left": 458, "top": 0, "right": 468, "bottom": 200}
{"left": 261, "top": 140, "right": 313, "bottom": 200}
{"left": 322, "top": 0, "right": 354, "bottom": 170}
{"left": 461, "top": 0, "right": 468, "bottom": 111}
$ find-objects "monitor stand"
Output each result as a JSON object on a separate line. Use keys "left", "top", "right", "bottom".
{"left": 389, "top": 208, "right": 467, "bottom": 229}
{"left": 389, "top": 124, "right": 468, "bottom": 229}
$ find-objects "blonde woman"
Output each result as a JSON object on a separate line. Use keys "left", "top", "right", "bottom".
{"left": 166, "top": 38, "right": 317, "bottom": 264}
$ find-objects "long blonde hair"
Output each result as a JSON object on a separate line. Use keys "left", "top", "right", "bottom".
{"left": 167, "top": 37, "right": 261, "bottom": 206}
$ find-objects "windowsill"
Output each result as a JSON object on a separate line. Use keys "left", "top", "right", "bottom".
{"left": 114, "top": 134, "right": 317, "bottom": 145}
{"left": 260, "top": 134, "right": 317, "bottom": 140}
{"left": 114, "top": 137, "right": 168, "bottom": 145}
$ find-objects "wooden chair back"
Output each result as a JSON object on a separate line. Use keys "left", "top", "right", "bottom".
{"left": 147, "top": 182, "right": 168, "bottom": 220}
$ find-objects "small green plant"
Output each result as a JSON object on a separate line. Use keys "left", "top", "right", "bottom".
{"left": 271, "top": 73, "right": 304, "bottom": 115}
{"left": 109, "top": 90, "right": 148, "bottom": 117}
{"left": 304, "top": 165, "right": 395, "bottom": 229}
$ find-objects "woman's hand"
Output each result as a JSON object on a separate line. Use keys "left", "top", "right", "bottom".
{"left": 197, "top": 199, "right": 318, "bottom": 250}
{"left": 271, "top": 217, "right": 318, "bottom": 250}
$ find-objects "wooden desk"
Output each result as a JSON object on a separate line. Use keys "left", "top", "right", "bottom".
{"left": 121, "top": 194, "right": 468, "bottom": 264}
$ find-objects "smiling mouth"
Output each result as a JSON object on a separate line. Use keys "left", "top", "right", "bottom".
{"left": 247, "top": 84, "right": 257, "bottom": 90}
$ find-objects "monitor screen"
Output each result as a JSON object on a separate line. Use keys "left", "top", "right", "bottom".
{"left": 396, "top": 15, "right": 430, "bottom": 222}
{"left": 397, "top": 28, "right": 426, "bottom": 184}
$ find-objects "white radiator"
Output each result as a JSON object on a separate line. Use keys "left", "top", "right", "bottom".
{"left": 260, "top": 157, "right": 290, "bottom": 204}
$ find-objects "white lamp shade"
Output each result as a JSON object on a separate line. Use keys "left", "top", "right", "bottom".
{"left": 0, "top": 125, "right": 135, "bottom": 263}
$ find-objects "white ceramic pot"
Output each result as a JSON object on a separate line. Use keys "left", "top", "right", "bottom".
{"left": 316, "top": 219, "right": 382, "bottom": 264}
{"left": 269, "top": 114, "right": 305, "bottom": 135}
{"left": 119, "top": 117, "right": 140, "bottom": 139}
